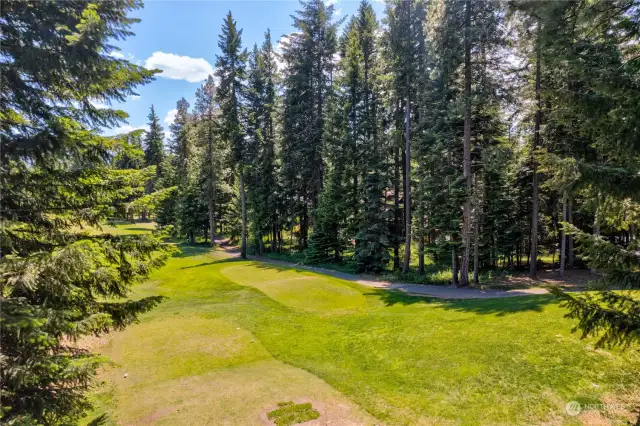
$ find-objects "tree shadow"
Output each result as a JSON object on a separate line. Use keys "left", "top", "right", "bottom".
{"left": 180, "top": 257, "right": 241, "bottom": 269}
{"left": 365, "top": 289, "right": 558, "bottom": 316}
{"left": 171, "top": 243, "right": 215, "bottom": 258}
{"left": 252, "top": 262, "right": 299, "bottom": 273}
{"left": 250, "top": 259, "right": 367, "bottom": 281}
{"left": 87, "top": 414, "right": 110, "bottom": 426}
{"left": 116, "top": 227, "right": 154, "bottom": 232}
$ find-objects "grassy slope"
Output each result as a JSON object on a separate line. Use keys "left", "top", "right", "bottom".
{"left": 86, "top": 224, "right": 640, "bottom": 425}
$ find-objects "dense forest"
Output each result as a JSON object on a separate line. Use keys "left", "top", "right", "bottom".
{"left": 1, "top": 0, "right": 640, "bottom": 424}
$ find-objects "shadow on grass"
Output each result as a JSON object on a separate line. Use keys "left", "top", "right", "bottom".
{"left": 87, "top": 414, "right": 110, "bottom": 426}
{"left": 112, "top": 227, "right": 154, "bottom": 232}
{"left": 172, "top": 243, "right": 214, "bottom": 258}
{"left": 175, "top": 246, "right": 560, "bottom": 317}
{"left": 366, "top": 289, "right": 558, "bottom": 316}
{"left": 180, "top": 258, "right": 241, "bottom": 269}
{"left": 251, "top": 260, "right": 362, "bottom": 282}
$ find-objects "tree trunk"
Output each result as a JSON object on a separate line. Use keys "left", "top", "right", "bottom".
{"left": 402, "top": 91, "right": 412, "bottom": 273}
{"left": 529, "top": 33, "right": 542, "bottom": 279}
{"left": 393, "top": 130, "right": 401, "bottom": 270}
{"left": 472, "top": 182, "right": 480, "bottom": 286}
{"left": 451, "top": 243, "right": 459, "bottom": 288}
{"left": 418, "top": 197, "right": 425, "bottom": 274}
{"left": 271, "top": 223, "right": 277, "bottom": 253}
{"left": 289, "top": 223, "right": 294, "bottom": 254}
{"left": 239, "top": 166, "right": 247, "bottom": 259}
{"left": 567, "top": 196, "right": 574, "bottom": 267}
{"left": 302, "top": 204, "right": 309, "bottom": 249}
{"left": 460, "top": 0, "right": 473, "bottom": 287}
{"left": 591, "top": 201, "right": 601, "bottom": 275}
{"left": 559, "top": 190, "right": 567, "bottom": 277}
{"left": 207, "top": 127, "right": 216, "bottom": 247}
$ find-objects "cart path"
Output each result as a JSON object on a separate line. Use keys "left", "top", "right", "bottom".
{"left": 216, "top": 242, "right": 554, "bottom": 300}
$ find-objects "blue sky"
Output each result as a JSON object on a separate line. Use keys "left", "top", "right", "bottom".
{"left": 104, "top": 0, "right": 385, "bottom": 138}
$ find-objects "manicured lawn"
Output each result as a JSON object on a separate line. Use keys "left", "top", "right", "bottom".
{"left": 85, "top": 224, "right": 640, "bottom": 425}
{"left": 100, "top": 220, "right": 157, "bottom": 235}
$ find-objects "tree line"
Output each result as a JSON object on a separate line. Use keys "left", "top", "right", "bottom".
{"left": 1, "top": 0, "right": 639, "bottom": 423}
{"left": 133, "top": 0, "right": 640, "bottom": 348}
{"left": 141, "top": 0, "right": 639, "bottom": 280}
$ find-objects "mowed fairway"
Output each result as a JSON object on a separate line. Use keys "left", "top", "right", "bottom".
{"left": 85, "top": 228, "right": 640, "bottom": 425}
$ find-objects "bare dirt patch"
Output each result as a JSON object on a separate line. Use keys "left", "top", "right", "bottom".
{"left": 494, "top": 268, "right": 599, "bottom": 290}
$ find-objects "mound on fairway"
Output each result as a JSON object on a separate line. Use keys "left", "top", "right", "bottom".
{"left": 221, "top": 263, "right": 368, "bottom": 313}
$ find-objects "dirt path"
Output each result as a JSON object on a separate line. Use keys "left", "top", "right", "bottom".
{"left": 248, "top": 256, "right": 554, "bottom": 299}
{"left": 215, "top": 240, "right": 559, "bottom": 300}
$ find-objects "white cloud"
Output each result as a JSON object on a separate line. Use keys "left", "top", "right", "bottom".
{"left": 164, "top": 108, "right": 177, "bottom": 126}
{"left": 104, "top": 124, "right": 147, "bottom": 136}
{"left": 145, "top": 51, "right": 214, "bottom": 83}
{"left": 324, "top": 0, "right": 338, "bottom": 6}
{"left": 89, "top": 98, "right": 108, "bottom": 109}
{"left": 109, "top": 51, "right": 137, "bottom": 62}
{"left": 335, "top": 8, "right": 342, "bottom": 15}
{"left": 130, "top": 95, "right": 141, "bottom": 101}
{"left": 275, "top": 34, "right": 297, "bottom": 72}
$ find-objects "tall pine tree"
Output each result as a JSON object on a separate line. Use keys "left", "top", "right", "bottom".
{"left": 215, "top": 11, "right": 248, "bottom": 257}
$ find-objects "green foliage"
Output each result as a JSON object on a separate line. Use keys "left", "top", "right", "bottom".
{"left": 281, "top": 0, "right": 340, "bottom": 248}
{"left": 113, "top": 129, "right": 146, "bottom": 170}
{"left": 267, "top": 402, "right": 320, "bottom": 426}
{"left": 144, "top": 105, "right": 165, "bottom": 167}
{"left": 246, "top": 31, "right": 281, "bottom": 253}
{"left": 0, "top": 1, "right": 169, "bottom": 423}
{"left": 550, "top": 225, "right": 640, "bottom": 348}
{"left": 530, "top": 0, "right": 640, "bottom": 348}
{"left": 77, "top": 0, "right": 640, "bottom": 359}
{"left": 306, "top": 163, "right": 346, "bottom": 264}
{"left": 215, "top": 11, "right": 247, "bottom": 166}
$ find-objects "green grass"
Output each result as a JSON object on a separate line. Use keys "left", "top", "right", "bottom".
{"left": 100, "top": 220, "right": 156, "bottom": 235}
{"left": 85, "top": 223, "right": 640, "bottom": 425}
{"left": 267, "top": 402, "right": 320, "bottom": 426}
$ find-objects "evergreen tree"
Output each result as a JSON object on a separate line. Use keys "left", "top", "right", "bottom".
{"left": 281, "top": 0, "right": 340, "bottom": 248}
{"left": 536, "top": 0, "right": 640, "bottom": 348}
{"left": 418, "top": 0, "right": 466, "bottom": 284}
{"left": 144, "top": 104, "right": 165, "bottom": 167}
{"left": 306, "top": 74, "right": 347, "bottom": 264}
{"left": 114, "top": 129, "right": 146, "bottom": 170}
{"left": 215, "top": 11, "right": 248, "bottom": 257}
{"left": 169, "top": 98, "right": 193, "bottom": 183}
{"left": 246, "top": 31, "right": 281, "bottom": 254}
{"left": 353, "top": 1, "right": 391, "bottom": 273}
{"left": 194, "top": 75, "right": 220, "bottom": 246}
{"left": 0, "top": 2, "right": 169, "bottom": 422}
{"left": 260, "top": 30, "right": 282, "bottom": 253}
{"left": 386, "top": 0, "right": 427, "bottom": 273}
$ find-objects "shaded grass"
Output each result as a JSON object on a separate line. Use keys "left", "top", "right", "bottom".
{"left": 262, "top": 247, "right": 502, "bottom": 287}
{"left": 101, "top": 220, "right": 156, "bottom": 235}
{"left": 85, "top": 223, "right": 640, "bottom": 425}
{"left": 261, "top": 242, "right": 568, "bottom": 289}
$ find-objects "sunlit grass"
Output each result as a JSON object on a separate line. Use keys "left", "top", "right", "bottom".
{"left": 100, "top": 220, "right": 156, "bottom": 235}
{"left": 84, "top": 222, "right": 640, "bottom": 425}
